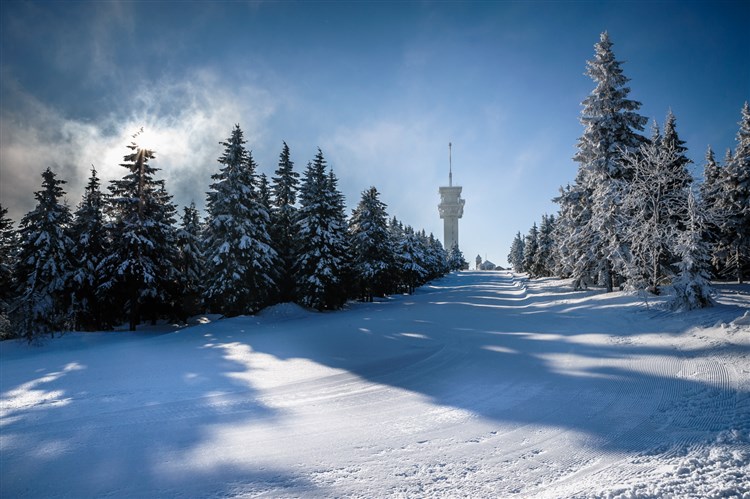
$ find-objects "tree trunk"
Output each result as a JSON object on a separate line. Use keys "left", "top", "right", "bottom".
{"left": 738, "top": 246, "right": 744, "bottom": 284}
{"left": 604, "top": 260, "right": 613, "bottom": 293}
{"left": 129, "top": 280, "right": 138, "bottom": 332}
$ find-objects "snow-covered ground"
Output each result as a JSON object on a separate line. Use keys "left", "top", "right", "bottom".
{"left": 2, "top": 271, "right": 749, "bottom": 498}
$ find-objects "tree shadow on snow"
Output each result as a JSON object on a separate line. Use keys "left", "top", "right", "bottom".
{"left": 239, "top": 271, "right": 749, "bottom": 456}
{"left": 0, "top": 323, "right": 315, "bottom": 497}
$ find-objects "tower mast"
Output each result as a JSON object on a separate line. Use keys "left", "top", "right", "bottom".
{"left": 449, "top": 142, "right": 453, "bottom": 187}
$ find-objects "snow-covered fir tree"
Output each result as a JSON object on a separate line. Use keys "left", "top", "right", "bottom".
{"left": 14, "top": 168, "right": 75, "bottom": 340}
{"left": 203, "top": 125, "right": 278, "bottom": 316}
{"left": 176, "top": 202, "right": 204, "bottom": 320}
{"left": 349, "top": 186, "right": 395, "bottom": 301}
{"left": 258, "top": 173, "right": 272, "bottom": 212}
{"left": 70, "top": 167, "right": 109, "bottom": 330}
{"left": 559, "top": 31, "right": 648, "bottom": 291}
{"left": 295, "top": 150, "right": 350, "bottom": 310}
{"left": 533, "top": 214, "right": 556, "bottom": 277}
{"left": 672, "top": 191, "right": 713, "bottom": 310}
{"left": 713, "top": 102, "right": 750, "bottom": 283}
{"left": 394, "top": 224, "right": 428, "bottom": 294}
{"left": 99, "top": 141, "right": 179, "bottom": 331}
{"left": 425, "top": 232, "right": 448, "bottom": 280}
{"left": 620, "top": 119, "right": 692, "bottom": 294}
{"left": 552, "top": 183, "right": 587, "bottom": 282}
{"left": 271, "top": 142, "right": 300, "bottom": 303}
{"left": 507, "top": 231, "right": 525, "bottom": 273}
{"left": 447, "top": 243, "right": 467, "bottom": 272}
{"left": 661, "top": 110, "right": 692, "bottom": 192}
{"left": 700, "top": 146, "right": 724, "bottom": 276}
{"left": 0, "top": 205, "right": 18, "bottom": 339}
{"left": 522, "top": 223, "right": 539, "bottom": 277}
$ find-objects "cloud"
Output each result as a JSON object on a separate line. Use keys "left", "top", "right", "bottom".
{"left": 0, "top": 69, "right": 276, "bottom": 222}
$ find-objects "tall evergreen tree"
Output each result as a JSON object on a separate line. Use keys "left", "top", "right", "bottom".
{"left": 700, "top": 146, "right": 723, "bottom": 277}
{"left": 621, "top": 120, "right": 692, "bottom": 294}
{"left": 349, "top": 186, "right": 394, "bottom": 301}
{"left": 507, "top": 231, "right": 525, "bottom": 273}
{"left": 70, "top": 167, "right": 109, "bottom": 330}
{"left": 522, "top": 223, "right": 539, "bottom": 277}
{"left": 714, "top": 102, "right": 750, "bottom": 283}
{"left": 562, "top": 31, "right": 648, "bottom": 291}
{"left": 176, "top": 202, "right": 204, "bottom": 320}
{"left": 672, "top": 191, "right": 713, "bottom": 310}
{"left": 0, "top": 205, "right": 18, "bottom": 339}
{"left": 394, "top": 225, "right": 428, "bottom": 294}
{"left": 271, "top": 142, "right": 300, "bottom": 302}
{"left": 533, "top": 214, "right": 556, "bottom": 277}
{"left": 425, "top": 232, "right": 448, "bottom": 280}
{"left": 15, "top": 168, "right": 74, "bottom": 340}
{"left": 100, "top": 141, "right": 178, "bottom": 331}
{"left": 257, "top": 173, "right": 272, "bottom": 212}
{"left": 662, "top": 110, "right": 692, "bottom": 191}
{"left": 203, "top": 124, "right": 278, "bottom": 316}
{"left": 447, "top": 243, "right": 467, "bottom": 272}
{"left": 295, "top": 150, "right": 350, "bottom": 310}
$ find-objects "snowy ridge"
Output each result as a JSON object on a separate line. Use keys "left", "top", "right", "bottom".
{"left": 1, "top": 271, "right": 749, "bottom": 497}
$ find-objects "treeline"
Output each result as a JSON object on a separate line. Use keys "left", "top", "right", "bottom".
{"left": 508, "top": 32, "right": 749, "bottom": 310}
{"left": 0, "top": 125, "right": 467, "bottom": 341}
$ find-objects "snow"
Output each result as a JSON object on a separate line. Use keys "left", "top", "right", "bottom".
{"left": 2, "top": 271, "right": 749, "bottom": 498}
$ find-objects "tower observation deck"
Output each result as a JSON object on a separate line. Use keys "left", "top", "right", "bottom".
{"left": 438, "top": 143, "right": 465, "bottom": 253}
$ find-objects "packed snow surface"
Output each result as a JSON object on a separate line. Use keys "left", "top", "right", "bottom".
{"left": 2, "top": 271, "right": 749, "bottom": 498}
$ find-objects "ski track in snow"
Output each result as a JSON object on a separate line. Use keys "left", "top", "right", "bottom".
{"left": 1, "top": 271, "right": 749, "bottom": 498}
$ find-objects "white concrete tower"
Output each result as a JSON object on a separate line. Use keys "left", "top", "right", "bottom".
{"left": 438, "top": 142, "right": 465, "bottom": 252}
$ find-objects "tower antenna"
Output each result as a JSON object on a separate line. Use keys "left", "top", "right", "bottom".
{"left": 449, "top": 142, "right": 453, "bottom": 187}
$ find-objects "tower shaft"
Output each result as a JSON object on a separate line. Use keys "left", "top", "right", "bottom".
{"left": 438, "top": 142, "right": 464, "bottom": 252}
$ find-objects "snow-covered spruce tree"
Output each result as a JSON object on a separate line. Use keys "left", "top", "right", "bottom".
{"left": 295, "top": 150, "right": 350, "bottom": 310}
{"left": 70, "top": 167, "right": 109, "bottom": 331}
{"left": 714, "top": 102, "right": 750, "bottom": 283}
{"left": 415, "top": 230, "right": 438, "bottom": 280}
{"left": 395, "top": 225, "right": 428, "bottom": 294}
{"left": 562, "top": 31, "right": 648, "bottom": 291}
{"left": 324, "top": 168, "right": 353, "bottom": 306}
{"left": 552, "top": 183, "right": 589, "bottom": 282}
{"left": 662, "top": 110, "right": 692, "bottom": 192}
{"left": 507, "top": 231, "right": 526, "bottom": 273}
{"left": 522, "top": 223, "right": 539, "bottom": 277}
{"left": 176, "top": 202, "right": 204, "bottom": 321}
{"left": 203, "top": 125, "right": 278, "bottom": 316}
{"left": 699, "top": 146, "right": 724, "bottom": 277}
{"left": 100, "top": 142, "right": 179, "bottom": 331}
{"left": 258, "top": 173, "right": 272, "bottom": 212}
{"left": 533, "top": 214, "right": 556, "bottom": 277}
{"left": 432, "top": 231, "right": 450, "bottom": 279}
{"left": 620, "top": 120, "right": 692, "bottom": 295}
{"left": 672, "top": 190, "right": 713, "bottom": 310}
{"left": 389, "top": 217, "right": 407, "bottom": 290}
{"left": 271, "top": 142, "right": 300, "bottom": 303}
{"left": 447, "top": 243, "right": 467, "bottom": 272}
{"left": 0, "top": 205, "right": 18, "bottom": 339}
{"left": 15, "top": 168, "right": 75, "bottom": 340}
{"left": 349, "top": 186, "right": 396, "bottom": 301}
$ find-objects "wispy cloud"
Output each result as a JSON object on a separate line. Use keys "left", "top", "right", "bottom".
{"left": 0, "top": 69, "right": 276, "bottom": 221}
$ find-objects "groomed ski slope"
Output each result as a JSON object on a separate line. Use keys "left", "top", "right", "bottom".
{"left": 2, "top": 271, "right": 749, "bottom": 498}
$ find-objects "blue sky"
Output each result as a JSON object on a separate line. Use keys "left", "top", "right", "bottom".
{"left": 1, "top": 1, "right": 747, "bottom": 266}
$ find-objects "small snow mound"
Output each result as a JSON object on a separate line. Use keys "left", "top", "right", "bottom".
{"left": 256, "top": 302, "right": 312, "bottom": 321}
{"left": 731, "top": 311, "right": 750, "bottom": 327}
{"left": 186, "top": 314, "right": 223, "bottom": 325}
